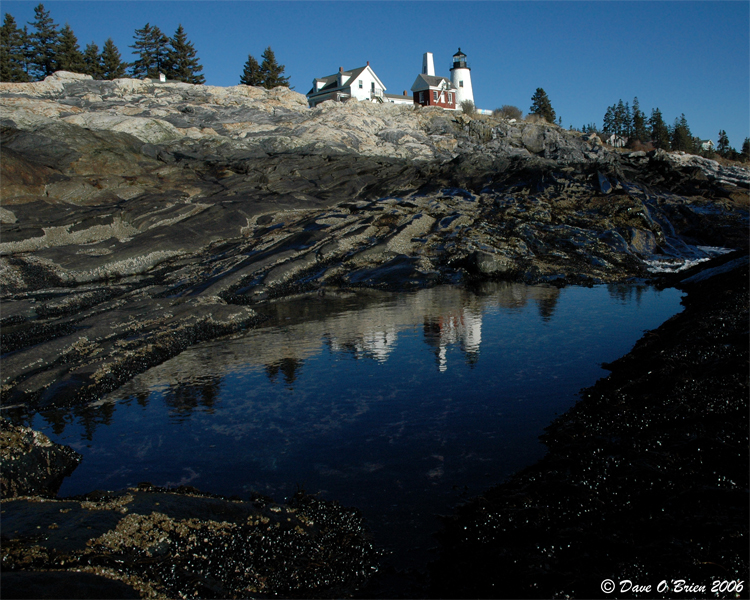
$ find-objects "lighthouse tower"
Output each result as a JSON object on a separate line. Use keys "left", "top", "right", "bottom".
{"left": 450, "top": 48, "right": 474, "bottom": 107}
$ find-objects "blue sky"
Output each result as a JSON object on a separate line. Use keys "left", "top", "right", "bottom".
{"left": 4, "top": 1, "right": 749, "bottom": 148}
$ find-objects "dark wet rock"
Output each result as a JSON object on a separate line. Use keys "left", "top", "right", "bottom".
{"left": 429, "top": 253, "right": 749, "bottom": 598}
{"left": 1, "top": 293, "right": 260, "bottom": 410}
{"left": 1, "top": 74, "right": 748, "bottom": 413}
{"left": 0, "top": 419, "right": 81, "bottom": 498}
{"left": 1, "top": 485, "right": 379, "bottom": 599}
{"left": 2, "top": 572, "right": 140, "bottom": 600}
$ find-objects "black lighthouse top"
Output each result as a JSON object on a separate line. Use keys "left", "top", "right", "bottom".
{"left": 451, "top": 48, "right": 469, "bottom": 70}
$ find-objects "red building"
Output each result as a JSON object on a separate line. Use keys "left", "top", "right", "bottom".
{"left": 411, "top": 73, "right": 457, "bottom": 110}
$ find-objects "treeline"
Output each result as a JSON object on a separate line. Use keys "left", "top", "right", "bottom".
{"left": 0, "top": 3, "right": 289, "bottom": 88}
{"left": 580, "top": 97, "right": 749, "bottom": 161}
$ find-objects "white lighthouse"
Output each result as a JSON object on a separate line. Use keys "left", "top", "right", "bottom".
{"left": 450, "top": 47, "right": 474, "bottom": 108}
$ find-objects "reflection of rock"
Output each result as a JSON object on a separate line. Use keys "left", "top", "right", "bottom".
{"left": 21, "top": 282, "right": 574, "bottom": 439}
{"left": 0, "top": 418, "right": 81, "bottom": 498}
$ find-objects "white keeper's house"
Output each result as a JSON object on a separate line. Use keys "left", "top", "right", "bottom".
{"left": 306, "top": 62, "right": 412, "bottom": 108}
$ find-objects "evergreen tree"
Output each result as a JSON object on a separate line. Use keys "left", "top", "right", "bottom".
{"left": 671, "top": 114, "right": 694, "bottom": 152}
{"left": 529, "top": 87, "right": 555, "bottom": 123}
{"left": 83, "top": 41, "right": 103, "bottom": 79}
{"left": 259, "top": 46, "right": 289, "bottom": 89}
{"left": 741, "top": 138, "right": 750, "bottom": 162}
{"left": 56, "top": 23, "right": 85, "bottom": 73}
{"left": 166, "top": 24, "right": 205, "bottom": 84}
{"left": 28, "top": 3, "right": 61, "bottom": 79}
{"left": 20, "top": 25, "right": 33, "bottom": 79}
{"left": 602, "top": 105, "right": 615, "bottom": 134}
{"left": 0, "top": 13, "right": 30, "bottom": 82}
{"left": 130, "top": 23, "right": 169, "bottom": 78}
{"left": 612, "top": 99, "right": 630, "bottom": 138}
{"left": 631, "top": 97, "right": 647, "bottom": 142}
{"left": 717, "top": 130, "right": 731, "bottom": 157}
{"left": 240, "top": 53, "right": 262, "bottom": 86}
{"left": 649, "top": 108, "right": 670, "bottom": 150}
{"left": 101, "top": 38, "right": 128, "bottom": 80}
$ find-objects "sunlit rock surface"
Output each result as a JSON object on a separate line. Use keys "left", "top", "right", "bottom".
{"left": 1, "top": 72, "right": 748, "bottom": 598}
{"left": 1, "top": 73, "right": 748, "bottom": 412}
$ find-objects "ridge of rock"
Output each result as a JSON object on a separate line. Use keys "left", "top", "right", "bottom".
{"left": 1, "top": 73, "right": 748, "bottom": 412}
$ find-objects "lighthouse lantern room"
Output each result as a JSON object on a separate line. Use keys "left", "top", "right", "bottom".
{"left": 450, "top": 47, "right": 474, "bottom": 108}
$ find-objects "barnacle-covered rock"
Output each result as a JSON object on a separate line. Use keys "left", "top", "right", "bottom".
{"left": 1, "top": 485, "right": 379, "bottom": 599}
{"left": 0, "top": 418, "right": 81, "bottom": 498}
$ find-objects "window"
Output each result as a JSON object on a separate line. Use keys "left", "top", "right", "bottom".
{"left": 359, "top": 80, "right": 363, "bottom": 89}
{"left": 448, "top": 93, "right": 452, "bottom": 103}
{"left": 459, "top": 80, "right": 464, "bottom": 88}
{"left": 433, "top": 90, "right": 439, "bottom": 102}
{"left": 371, "top": 81, "right": 375, "bottom": 91}
{"left": 419, "top": 91, "right": 424, "bottom": 103}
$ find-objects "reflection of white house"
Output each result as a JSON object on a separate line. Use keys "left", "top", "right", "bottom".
{"left": 307, "top": 62, "right": 412, "bottom": 108}
{"left": 328, "top": 326, "right": 398, "bottom": 363}
{"left": 361, "top": 327, "right": 398, "bottom": 362}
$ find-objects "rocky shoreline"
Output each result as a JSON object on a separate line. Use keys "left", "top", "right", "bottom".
{"left": 428, "top": 252, "right": 749, "bottom": 599}
{"left": 1, "top": 73, "right": 749, "bottom": 597}
{"left": 2, "top": 72, "right": 748, "bottom": 415}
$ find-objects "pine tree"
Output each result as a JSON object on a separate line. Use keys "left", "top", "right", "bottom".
{"left": 28, "top": 3, "right": 61, "bottom": 79}
{"left": 602, "top": 105, "right": 615, "bottom": 134}
{"left": 741, "top": 138, "right": 750, "bottom": 162}
{"left": 240, "top": 53, "right": 262, "bottom": 86}
{"left": 649, "top": 108, "right": 670, "bottom": 150}
{"left": 101, "top": 38, "right": 128, "bottom": 80}
{"left": 671, "top": 114, "right": 694, "bottom": 152}
{"left": 717, "top": 130, "right": 731, "bottom": 157}
{"left": 130, "top": 23, "right": 169, "bottom": 78}
{"left": 0, "top": 13, "right": 30, "bottom": 82}
{"left": 166, "top": 24, "right": 205, "bottom": 84}
{"left": 631, "top": 97, "right": 647, "bottom": 142}
{"left": 56, "top": 23, "right": 85, "bottom": 73}
{"left": 83, "top": 42, "right": 103, "bottom": 79}
{"left": 529, "top": 88, "right": 555, "bottom": 123}
{"left": 259, "top": 47, "right": 289, "bottom": 89}
{"left": 20, "top": 25, "right": 33, "bottom": 79}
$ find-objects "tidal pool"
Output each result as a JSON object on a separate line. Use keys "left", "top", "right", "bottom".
{"left": 22, "top": 282, "right": 683, "bottom": 571}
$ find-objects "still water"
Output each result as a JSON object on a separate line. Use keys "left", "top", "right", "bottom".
{"left": 24, "top": 282, "right": 683, "bottom": 569}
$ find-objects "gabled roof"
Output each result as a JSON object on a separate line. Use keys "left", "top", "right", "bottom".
{"left": 307, "top": 65, "right": 386, "bottom": 97}
{"left": 410, "top": 74, "right": 456, "bottom": 92}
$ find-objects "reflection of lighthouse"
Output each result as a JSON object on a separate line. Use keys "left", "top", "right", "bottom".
{"left": 450, "top": 47, "right": 474, "bottom": 107}
{"left": 423, "top": 307, "right": 483, "bottom": 372}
